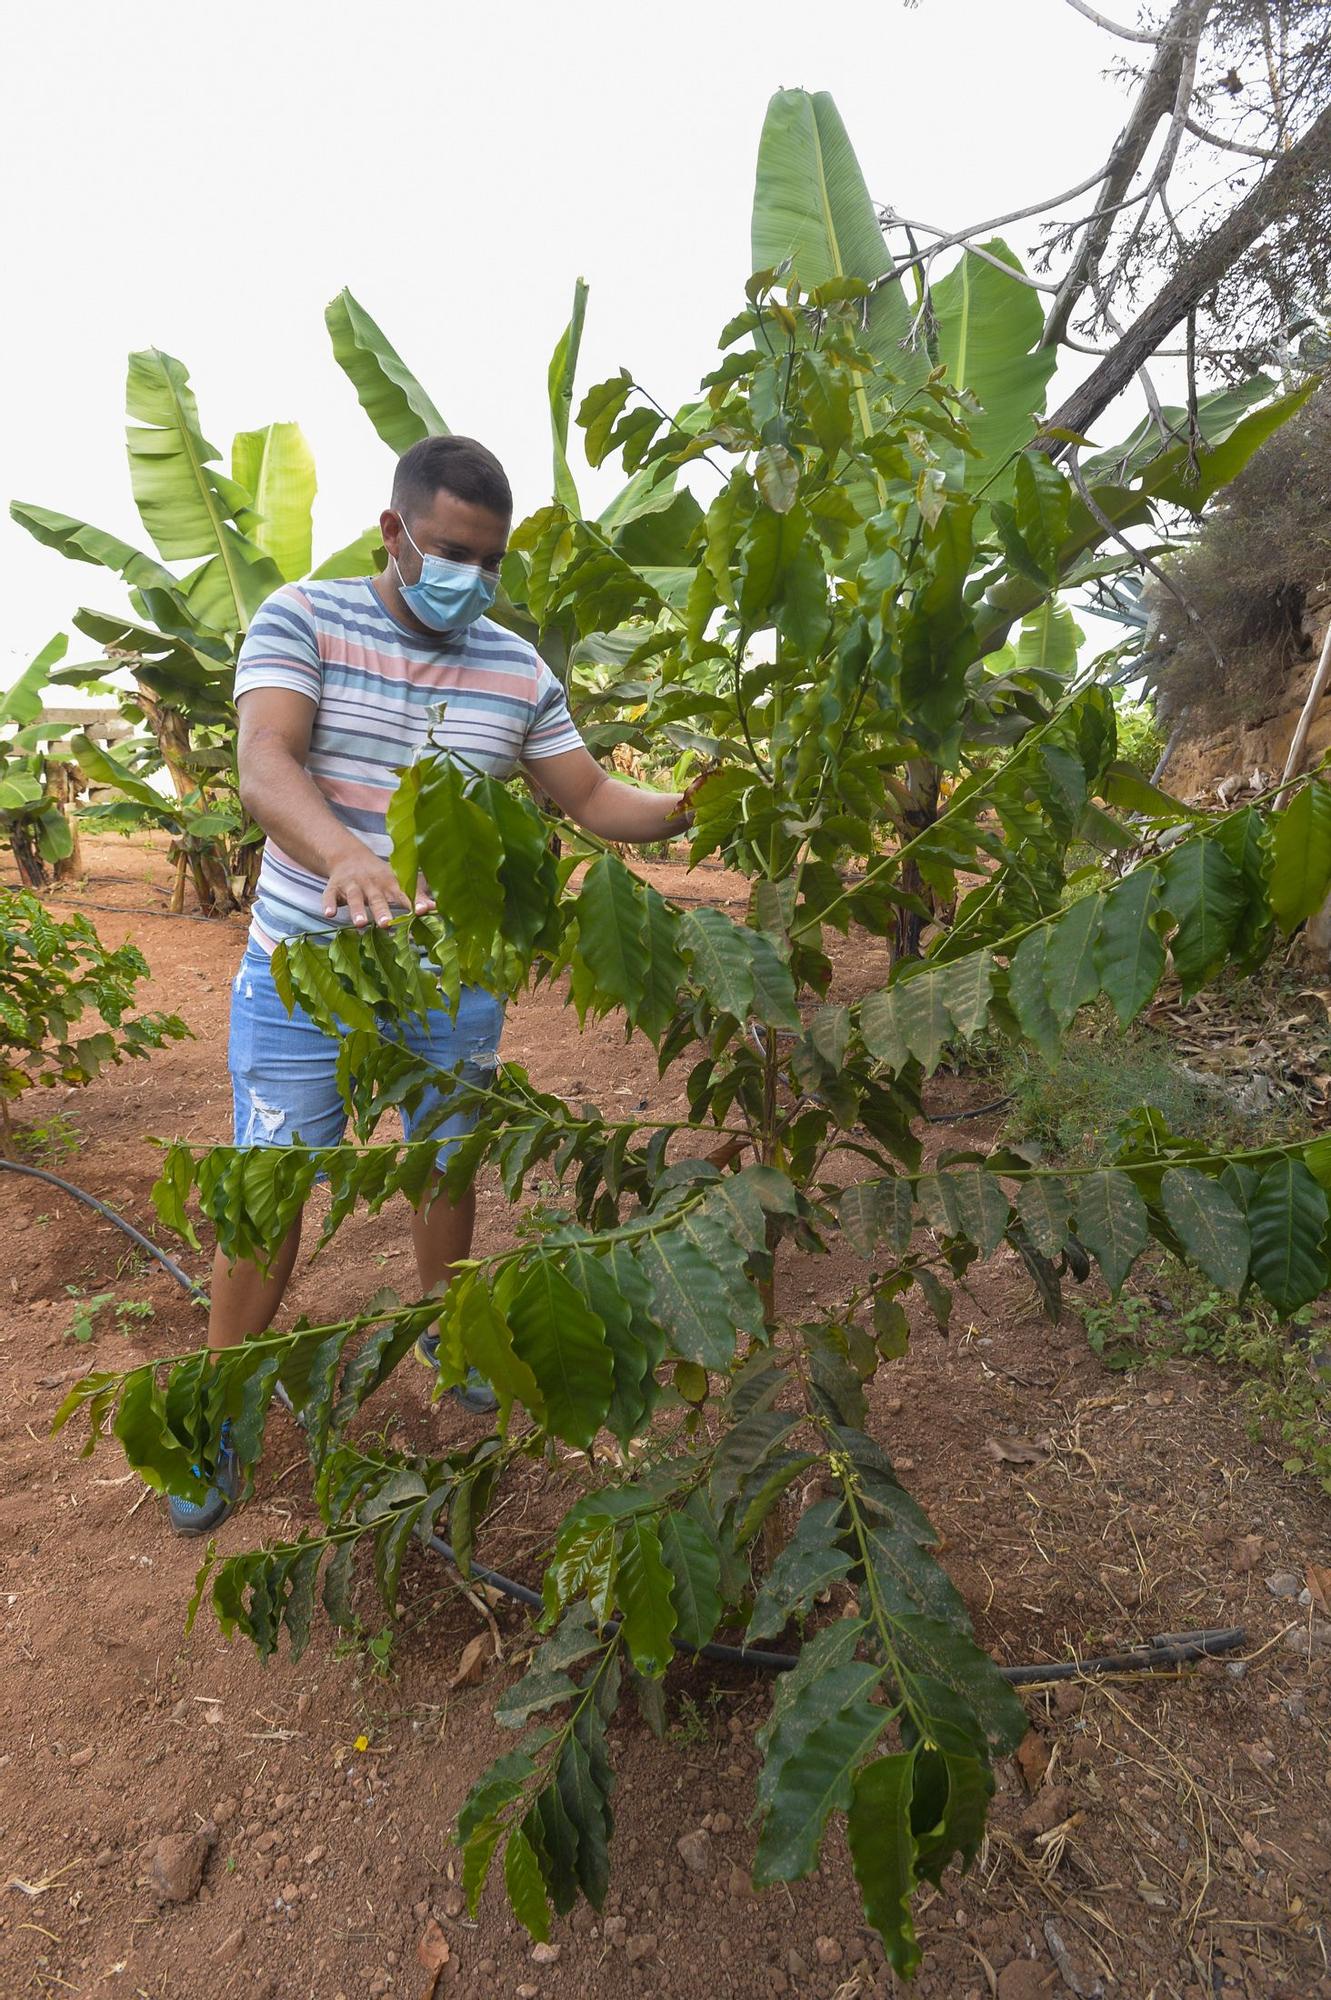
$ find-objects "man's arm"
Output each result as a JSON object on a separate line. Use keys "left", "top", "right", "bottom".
{"left": 237, "top": 688, "right": 430, "bottom": 929}
{"left": 525, "top": 745, "right": 687, "bottom": 843}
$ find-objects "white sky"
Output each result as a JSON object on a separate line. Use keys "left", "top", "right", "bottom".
{"left": 2, "top": 0, "right": 1145, "bottom": 687}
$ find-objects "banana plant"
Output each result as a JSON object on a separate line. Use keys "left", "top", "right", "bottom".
{"left": 11, "top": 354, "right": 375, "bottom": 912}
{"left": 0, "top": 635, "right": 82, "bottom": 888}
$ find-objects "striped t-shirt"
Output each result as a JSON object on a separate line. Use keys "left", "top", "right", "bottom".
{"left": 234, "top": 578, "right": 584, "bottom": 951}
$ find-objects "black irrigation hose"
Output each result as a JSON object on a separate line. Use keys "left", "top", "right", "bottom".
{"left": 0, "top": 1157, "right": 208, "bottom": 1299}
{"left": 11, "top": 1163, "right": 1248, "bottom": 1686}
{"left": 426, "top": 1534, "right": 1245, "bottom": 1683}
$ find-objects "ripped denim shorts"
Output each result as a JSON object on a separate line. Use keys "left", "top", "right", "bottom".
{"left": 228, "top": 942, "right": 505, "bottom": 1164}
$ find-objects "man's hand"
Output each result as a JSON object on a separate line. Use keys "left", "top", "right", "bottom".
{"left": 322, "top": 846, "right": 433, "bottom": 929}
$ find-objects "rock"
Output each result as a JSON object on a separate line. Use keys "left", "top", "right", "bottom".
{"left": 254, "top": 1831, "right": 279, "bottom": 1854}
{"left": 303, "top": 1845, "right": 327, "bottom": 1865}
{"left": 211, "top": 1798, "right": 238, "bottom": 1826}
{"left": 1267, "top": 1571, "right": 1302, "bottom": 1598}
{"left": 603, "top": 1915, "right": 627, "bottom": 1945}
{"left": 625, "top": 1933, "right": 658, "bottom": 1964}
{"left": 531, "top": 1942, "right": 560, "bottom": 1964}
{"left": 787, "top": 1949, "right": 808, "bottom": 1978}
{"left": 280, "top": 1881, "right": 300, "bottom": 1903}
{"left": 440, "top": 1885, "right": 465, "bottom": 1918}
{"left": 711, "top": 1811, "right": 734, "bottom": 1834}
{"left": 93, "top": 1847, "right": 114, "bottom": 1869}
{"left": 516, "top": 1987, "right": 538, "bottom": 1999}
{"left": 149, "top": 1831, "right": 212, "bottom": 1905}
{"left": 1232, "top": 1534, "right": 1264, "bottom": 1572}
{"left": 727, "top": 1863, "right": 753, "bottom": 1901}
{"left": 1019, "top": 1785, "right": 1073, "bottom": 1838}
{"left": 1051, "top": 1682, "right": 1081, "bottom": 1716}
{"left": 1015, "top": 1730, "right": 1051, "bottom": 1792}
{"left": 416, "top": 1920, "right": 449, "bottom": 1973}
{"left": 815, "top": 1937, "right": 843, "bottom": 1965}
{"left": 367, "top": 1975, "right": 392, "bottom": 1999}
{"left": 997, "top": 1961, "right": 1048, "bottom": 2000}
{"left": 68, "top": 1747, "right": 95, "bottom": 1769}
{"left": 214, "top": 1927, "right": 245, "bottom": 1963}
{"left": 1282, "top": 1620, "right": 1331, "bottom": 1657}
{"left": 676, "top": 1828, "right": 711, "bottom": 1874}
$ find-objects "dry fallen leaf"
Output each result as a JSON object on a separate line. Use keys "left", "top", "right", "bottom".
{"left": 1306, "top": 1562, "right": 1331, "bottom": 1616}
{"left": 448, "top": 1631, "right": 493, "bottom": 1690}
{"left": 984, "top": 1434, "right": 1048, "bottom": 1468}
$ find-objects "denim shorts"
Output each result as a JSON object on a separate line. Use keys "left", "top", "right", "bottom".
{"left": 228, "top": 942, "right": 505, "bottom": 1164}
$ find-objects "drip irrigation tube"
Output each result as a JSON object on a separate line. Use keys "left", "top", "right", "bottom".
{"left": 10, "top": 1162, "right": 1247, "bottom": 1685}
{"left": 426, "top": 1534, "right": 1244, "bottom": 1682}
{"left": 0, "top": 1157, "right": 207, "bottom": 1299}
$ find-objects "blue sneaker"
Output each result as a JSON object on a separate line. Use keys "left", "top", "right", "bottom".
{"left": 413, "top": 1333, "right": 499, "bottom": 1415}
{"left": 167, "top": 1420, "right": 240, "bottom": 1537}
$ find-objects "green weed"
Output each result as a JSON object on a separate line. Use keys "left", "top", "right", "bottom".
{"left": 1082, "top": 1272, "right": 1331, "bottom": 1495}
{"left": 998, "top": 1010, "right": 1264, "bottom": 1167}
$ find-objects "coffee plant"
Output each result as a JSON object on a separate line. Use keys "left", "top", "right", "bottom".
{"left": 0, "top": 888, "right": 188, "bottom": 1152}
{"left": 55, "top": 277, "right": 1331, "bottom": 1976}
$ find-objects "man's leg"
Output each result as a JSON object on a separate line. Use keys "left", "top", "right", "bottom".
{"left": 170, "top": 943, "right": 345, "bottom": 1536}
{"left": 409, "top": 1179, "right": 476, "bottom": 1296}
{"left": 403, "top": 984, "right": 505, "bottom": 1413}
{"left": 207, "top": 1216, "right": 306, "bottom": 1350}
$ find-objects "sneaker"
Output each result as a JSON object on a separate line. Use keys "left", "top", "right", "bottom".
{"left": 167, "top": 1420, "right": 240, "bottom": 1537}
{"left": 414, "top": 1332, "right": 499, "bottom": 1415}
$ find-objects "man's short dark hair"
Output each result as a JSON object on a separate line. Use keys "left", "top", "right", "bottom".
{"left": 392, "top": 435, "right": 512, "bottom": 520}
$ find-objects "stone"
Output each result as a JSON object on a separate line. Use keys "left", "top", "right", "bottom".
{"left": 711, "top": 1811, "right": 734, "bottom": 1834}
{"left": 675, "top": 1827, "right": 711, "bottom": 1874}
{"left": 1282, "top": 1620, "right": 1331, "bottom": 1658}
{"left": 1267, "top": 1571, "right": 1302, "bottom": 1598}
{"left": 280, "top": 1882, "right": 300, "bottom": 1904}
{"left": 367, "top": 1976, "right": 392, "bottom": 1999}
{"left": 93, "top": 1847, "right": 114, "bottom": 1869}
{"left": 303, "top": 1845, "right": 327, "bottom": 1865}
{"left": 516, "top": 1987, "right": 538, "bottom": 1999}
{"left": 211, "top": 1798, "right": 238, "bottom": 1827}
{"left": 148, "top": 1831, "right": 211, "bottom": 1905}
{"left": 727, "top": 1863, "right": 753, "bottom": 1901}
{"left": 603, "top": 1915, "right": 627, "bottom": 1945}
{"left": 997, "top": 1960, "right": 1047, "bottom": 2000}
{"left": 531, "top": 1942, "right": 560, "bottom": 1964}
{"left": 1018, "top": 1784, "right": 1073, "bottom": 1838}
{"left": 68, "top": 1747, "right": 95, "bottom": 1769}
{"left": 416, "top": 1920, "right": 449, "bottom": 1973}
{"left": 625, "top": 1933, "right": 658, "bottom": 1964}
{"left": 787, "top": 1949, "right": 808, "bottom": 1978}
{"left": 815, "top": 1937, "right": 843, "bottom": 1965}
{"left": 440, "top": 1885, "right": 465, "bottom": 1918}
{"left": 214, "top": 1927, "right": 245, "bottom": 1963}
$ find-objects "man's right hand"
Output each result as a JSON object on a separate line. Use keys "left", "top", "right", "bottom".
{"left": 323, "top": 847, "right": 433, "bottom": 929}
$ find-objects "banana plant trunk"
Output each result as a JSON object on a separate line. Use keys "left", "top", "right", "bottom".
{"left": 139, "top": 688, "right": 241, "bottom": 917}
{"left": 7, "top": 822, "right": 48, "bottom": 890}
{"left": 47, "top": 761, "right": 83, "bottom": 882}
{"left": 891, "top": 759, "right": 941, "bottom": 966}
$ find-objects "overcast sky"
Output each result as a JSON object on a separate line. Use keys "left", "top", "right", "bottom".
{"left": 2, "top": 0, "right": 1142, "bottom": 686}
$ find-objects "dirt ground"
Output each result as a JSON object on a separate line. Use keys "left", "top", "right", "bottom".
{"left": 2, "top": 834, "right": 1329, "bottom": 2000}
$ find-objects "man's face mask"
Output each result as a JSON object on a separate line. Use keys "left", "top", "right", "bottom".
{"left": 393, "top": 517, "right": 498, "bottom": 632}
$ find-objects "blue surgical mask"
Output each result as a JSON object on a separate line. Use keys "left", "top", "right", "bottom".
{"left": 393, "top": 519, "right": 498, "bottom": 632}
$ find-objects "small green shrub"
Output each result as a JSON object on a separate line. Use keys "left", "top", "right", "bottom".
{"left": 0, "top": 887, "right": 189, "bottom": 1152}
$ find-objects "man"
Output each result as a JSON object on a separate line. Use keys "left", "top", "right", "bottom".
{"left": 169, "top": 435, "right": 688, "bottom": 1534}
